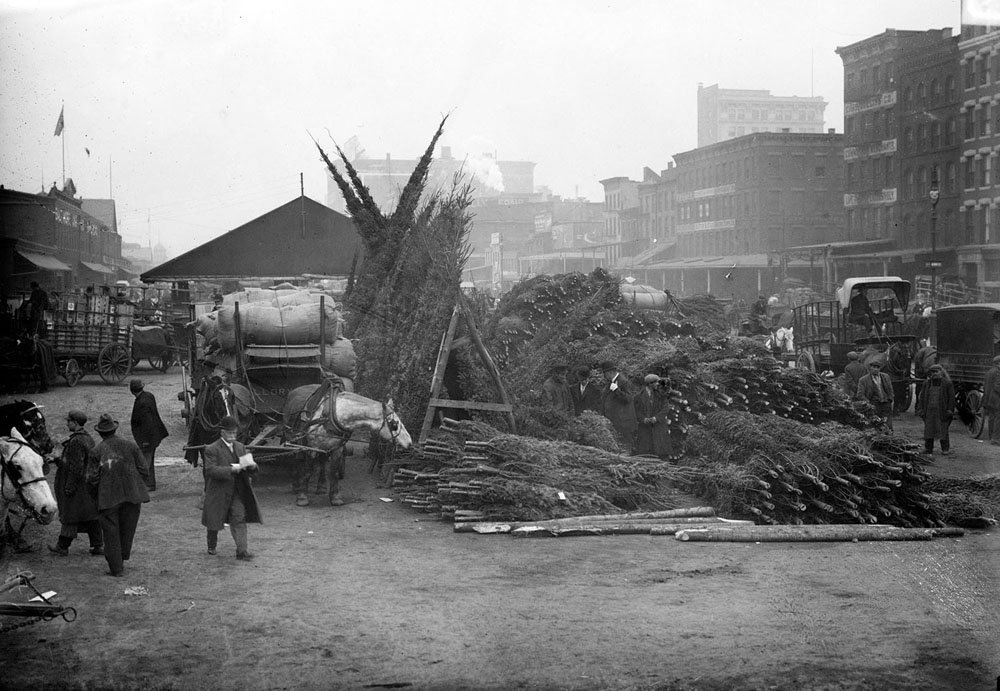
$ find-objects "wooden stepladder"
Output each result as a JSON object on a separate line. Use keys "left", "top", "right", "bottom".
{"left": 418, "top": 300, "right": 515, "bottom": 444}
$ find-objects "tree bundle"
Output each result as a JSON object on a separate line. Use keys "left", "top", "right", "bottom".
{"left": 393, "top": 433, "right": 697, "bottom": 522}
{"left": 680, "top": 411, "right": 940, "bottom": 527}
{"left": 922, "top": 474, "right": 1000, "bottom": 527}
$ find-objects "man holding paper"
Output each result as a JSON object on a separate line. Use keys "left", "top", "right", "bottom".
{"left": 201, "top": 416, "right": 261, "bottom": 560}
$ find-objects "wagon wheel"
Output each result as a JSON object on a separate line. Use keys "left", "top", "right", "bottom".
{"left": 98, "top": 343, "right": 132, "bottom": 384}
{"left": 965, "top": 389, "right": 984, "bottom": 439}
{"left": 796, "top": 351, "right": 816, "bottom": 372}
{"left": 149, "top": 351, "right": 173, "bottom": 373}
{"left": 63, "top": 358, "right": 82, "bottom": 387}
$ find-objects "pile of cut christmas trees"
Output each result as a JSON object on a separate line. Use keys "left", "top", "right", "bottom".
{"left": 390, "top": 269, "right": 994, "bottom": 540}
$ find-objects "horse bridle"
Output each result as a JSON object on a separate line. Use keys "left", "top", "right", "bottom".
{"left": 380, "top": 402, "right": 401, "bottom": 442}
{"left": 1, "top": 437, "right": 49, "bottom": 520}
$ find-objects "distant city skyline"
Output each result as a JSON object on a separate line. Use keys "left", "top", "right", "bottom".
{"left": 0, "top": 0, "right": 960, "bottom": 255}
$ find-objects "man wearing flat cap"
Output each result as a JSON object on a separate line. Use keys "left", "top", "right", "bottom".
{"left": 982, "top": 355, "right": 1000, "bottom": 445}
{"left": 916, "top": 364, "right": 955, "bottom": 455}
{"left": 49, "top": 410, "right": 102, "bottom": 557}
{"left": 855, "top": 358, "right": 894, "bottom": 431}
{"left": 541, "top": 364, "right": 573, "bottom": 415}
{"left": 129, "top": 378, "right": 168, "bottom": 491}
{"left": 88, "top": 413, "right": 150, "bottom": 577}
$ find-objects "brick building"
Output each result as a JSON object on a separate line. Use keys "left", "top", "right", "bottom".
{"left": 0, "top": 180, "right": 127, "bottom": 298}
{"left": 835, "top": 28, "right": 961, "bottom": 281}
{"left": 957, "top": 23, "right": 1000, "bottom": 293}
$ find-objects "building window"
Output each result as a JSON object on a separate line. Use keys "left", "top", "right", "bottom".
{"left": 964, "top": 208, "right": 975, "bottom": 243}
{"left": 903, "top": 168, "right": 913, "bottom": 198}
{"left": 904, "top": 86, "right": 913, "bottom": 104}
{"left": 965, "top": 158, "right": 975, "bottom": 189}
{"left": 946, "top": 74, "right": 956, "bottom": 100}
{"left": 947, "top": 117, "right": 956, "bottom": 145}
{"left": 885, "top": 156, "right": 894, "bottom": 185}
{"left": 983, "top": 156, "right": 991, "bottom": 187}
{"left": 847, "top": 162, "right": 855, "bottom": 184}
{"left": 903, "top": 126, "right": 913, "bottom": 151}
{"left": 919, "top": 124, "right": 928, "bottom": 150}
{"left": 980, "top": 105, "right": 990, "bottom": 137}
{"left": 872, "top": 64, "right": 881, "bottom": 88}
{"left": 917, "top": 82, "right": 927, "bottom": 102}
{"left": 965, "top": 111, "right": 976, "bottom": 140}
{"left": 966, "top": 60, "right": 976, "bottom": 89}
{"left": 930, "top": 79, "right": 940, "bottom": 103}
{"left": 814, "top": 165, "right": 826, "bottom": 178}
{"left": 932, "top": 121, "right": 942, "bottom": 148}
{"left": 946, "top": 161, "right": 956, "bottom": 192}
{"left": 767, "top": 154, "right": 781, "bottom": 176}
{"left": 872, "top": 157, "right": 881, "bottom": 182}
{"left": 981, "top": 57, "right": 990, "bottom": 85}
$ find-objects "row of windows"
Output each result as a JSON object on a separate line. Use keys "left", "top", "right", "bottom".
{"left": 964, "top": 53, "right": 1000, "bottom": 90}
{"left": 722, "top": 108, "right": 820, "bottom": 121}
{"left": 901, "top": 76, "right": 957, "bottom": 106}
{"left": 677, "top": 155, "right": 833, "bottom": 189}
{"left": 676, "top": 190, "right": 833, "bottom": 222}
{"left": 846, "top": 62, "right": 896, "bottom": 92}
{"left": 726, "top": 126, "right": 823, "bottom": 137}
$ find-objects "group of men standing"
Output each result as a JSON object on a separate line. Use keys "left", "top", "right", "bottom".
{"left": 542, "top": 361, "right": 678, "bottom": 459}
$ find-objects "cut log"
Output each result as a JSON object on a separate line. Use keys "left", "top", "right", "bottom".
{"left": 510, "top": 521, "right": 751, "bottom": 537}
{"left": 673, "top": 525, "right": 954, "bottom": 542}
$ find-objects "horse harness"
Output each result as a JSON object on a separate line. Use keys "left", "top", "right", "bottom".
{"left": 295, "top": 379, "right": 402, "bottom": 443}
{"left": 1, "top": 437, "right": 49, "bottom": 520}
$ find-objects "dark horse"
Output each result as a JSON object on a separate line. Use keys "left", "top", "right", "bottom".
{"left": 185, "top": 376, "right": 250, "bottom": 466}
{"left": 0, "top": 399, "right": 56, "bottom": 553}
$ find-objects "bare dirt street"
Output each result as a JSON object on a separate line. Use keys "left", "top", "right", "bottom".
{"left": 2, "top": 367, "right": 999, "bottom": 690}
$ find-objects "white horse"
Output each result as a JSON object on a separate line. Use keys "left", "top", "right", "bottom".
{"left": 1, "top": 429, "right": 58, "bottom": 543}
{"left": 282, "top": 383, "right": 412, "bottom": 506}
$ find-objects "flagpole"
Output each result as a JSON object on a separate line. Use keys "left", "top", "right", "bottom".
{"left": 61, "top": 103, "right": 65, "bottom": 187}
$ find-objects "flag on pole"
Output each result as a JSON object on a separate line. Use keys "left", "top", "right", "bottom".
{"left": 54, "top": 106, "right": 64, "bottom": 136}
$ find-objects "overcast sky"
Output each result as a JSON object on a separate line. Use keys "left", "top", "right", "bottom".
{"left": 0, "top": 0, "right": 960, "bottom": 254}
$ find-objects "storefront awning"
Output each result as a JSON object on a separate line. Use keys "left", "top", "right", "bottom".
{"left": 80, "top": 260, "right": 114, "bottom": 274}
{"left": 17, "top": 250, "right": 72, "bottom": 271}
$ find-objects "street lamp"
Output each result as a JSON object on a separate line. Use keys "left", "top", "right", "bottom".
{"left": 928, "top": 170, "right": 940, "bottom": 308}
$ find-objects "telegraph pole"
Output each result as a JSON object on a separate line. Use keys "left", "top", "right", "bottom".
{"left": 928, "top": 170, "right": 940, "bottom": 307}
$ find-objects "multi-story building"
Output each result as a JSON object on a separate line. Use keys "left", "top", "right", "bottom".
{"left": 672, "top": 131, "right": 845, "bottom": 257}
{"left": 957, "top": 23, "right": 1000, "bottom": 294}
{"left": 0, "top": 180, "right": 127, "bottom": 297}
{"left": 598, "top": 176, "right": 640, "bottom": 261}
{"left": 836, "top": 28, "right": 961, "bottom": 281}
{"left": 697, "top": 83, "right": 827, "bottom": 147}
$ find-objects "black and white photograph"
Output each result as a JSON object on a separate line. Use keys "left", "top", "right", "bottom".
{"left": 1, "top": 0, "right": 998, "bottom": 688}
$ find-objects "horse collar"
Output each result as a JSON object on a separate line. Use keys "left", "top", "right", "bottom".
{"left": 324, "top": 390, "right": 351, "bottom": 438}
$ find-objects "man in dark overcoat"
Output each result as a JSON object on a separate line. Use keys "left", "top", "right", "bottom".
{"left": 599, "top": 360, "right": 637, "bottom": 448}
{"left": 88, "top": 413, "right": 150, "bottom": 577}
{"left": 202, "top": 416, "right": 261, "bottom": 560}
{"left": 130, "top": 378, "right": 168, "bottom": 491}
{"left": 570, "top": 365, "right": 603, "bottom": 416}
{"left": 633, "top": 374, "right": 674, "bottom": 457}
{"left": 916, "top": 364, "right": 955, "bottom": 455}
{"left": 49, "top": 410, "right": 102, "bottom": 556}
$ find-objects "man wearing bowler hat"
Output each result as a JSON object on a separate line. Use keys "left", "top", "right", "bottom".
{"left": 129, "top": 378, "right": 168, "bottom": 491}
{"left": 202, "top": 415, "right": 261, "bottom": 560}
{"left": 89, "top": 413, "right": 150, "bottom": 577}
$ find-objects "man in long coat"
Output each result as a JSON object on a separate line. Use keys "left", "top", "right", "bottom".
{"left": 88, "top": 413, "right": 150, "bottom": 577}
{"left": 599, "top": 361, "right": 637, "bottom": 448}
{"left": 130, "top": 379, "right": 168, "bottom": 491}
{"left": 856, "top": 359, "right": 895, "bottom": 431}
{"left": 49, "top": 410, "right": 102, "bottom": 556}
{"left": 570, "top": 365, "right": 603, "bottom": 416}
{"left": 982, "top": 355, "right": 1000, "bottom": 445}
{"left": 202, "top": 416, "right": 261, "bottom": 560}
{"left": 916, "top": 364, "right": 955, "bottom": 455}
{"left": 633, "top": 374, "right": 676, "bottom": 459}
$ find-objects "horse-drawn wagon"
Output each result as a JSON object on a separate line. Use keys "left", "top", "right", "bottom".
{"left": 45, "top": 291, "right": 134, "bottom": 386}
{"left": 791, "top": 277, "right": 920, "bottom": 412}
{"left": 934, "top": 303, "right": 1000, "bottom": 438}
{"left": 183, "top": 291, "right": 412, "bottom": 506}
